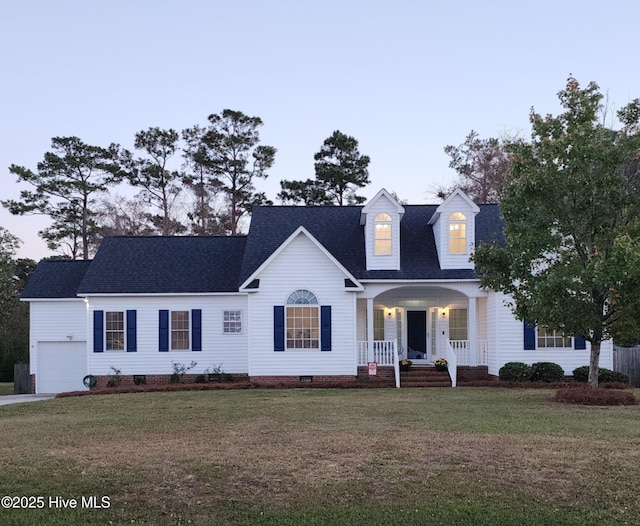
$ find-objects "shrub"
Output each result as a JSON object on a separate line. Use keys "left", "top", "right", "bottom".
{"left": 599, "top": 368, "right": 630, "bottom": 384}
{"left": 530, "top": 362, "right": 564, "bottom": 382}
{"left": 573, "top": 366, "right": 630, "bottom": 384}
{"left": 499, "top": 362, "right": 532, "bottom": 382}
{"left": 195, "top": 375, "right": 206, "bottom": 383}
{"left": 572, "top": 366, "right": 590, "bottom": 382}
{"left": 554, "top": 387, "right": 637, "bottom": 406}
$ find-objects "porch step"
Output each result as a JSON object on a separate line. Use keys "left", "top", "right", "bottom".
{"left": 400, "top": 366, "right": 452, "bottom": 388}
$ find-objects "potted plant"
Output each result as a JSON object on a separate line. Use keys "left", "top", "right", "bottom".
{"left": 434, "top": 357, "right": 448, "bottom": 371}
{"left": 400, "top": 358, "right": 412, "bottom": 371}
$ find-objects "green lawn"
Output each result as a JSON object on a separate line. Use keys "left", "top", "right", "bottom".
{"left": 0, "top": 387, "right": 639, "bottom": 525}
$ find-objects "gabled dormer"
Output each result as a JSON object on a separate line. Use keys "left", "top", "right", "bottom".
{"left": 360, "top": 189, "right": 405, "bottom": 270}
{"left": 428, "top": 188, "right": 479, "bottom": 270}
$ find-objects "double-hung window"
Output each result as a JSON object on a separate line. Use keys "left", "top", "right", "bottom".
{"left": 449, "top": 212, "right": 467, "bottom": 254}
{"left": 286, "top": 290, "right": 319, "bottom": 350}
{"left": 374, "top": 213, "right": 392, "bottom": 255}
{"left": 171, "top": 311, "right": 190, "bottom": 350}
{"left": 93, "top": 310, "right": 136, "bottom": 353}
{"left": 105, "top": 311, "right": 125, "bottom": 351}
{"left": 537, "top": 327, "right": 572, "bottom": 348}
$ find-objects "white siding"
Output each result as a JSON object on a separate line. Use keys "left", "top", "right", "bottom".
{"left": 487, "top": 291, "right": 614, "bottom": 375}
{"left": 364, "top": 195, "right": 401, "bottom": 271}
{"left": 29, "top": 300, "right": 88, "bottom": 382}
{"left": 248, "top": 232, "right": 358, "bottom": 376}
{"left": 86, "top": 295, "right": 248, "bottom": 376}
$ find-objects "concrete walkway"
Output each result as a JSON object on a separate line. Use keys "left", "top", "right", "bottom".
{"left": 0, "top": 394, "right": 56, "bottom": 406}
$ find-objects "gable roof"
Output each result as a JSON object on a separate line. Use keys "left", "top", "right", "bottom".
{"left": 76, "top": 236, "right": 246, "bottom": 294}
{"left": 22, "top": 199, "right": 504, "bottom": 297}
{"left": 21, "top": 260, "right": 92, "bottom": 299}
{"left": 240, "top": 226, "right": 364, "bottom": 291}
{"left": 240, "top": 203, "right": 503, "bottom": 282}
{"left": 428, "top": 188, "right": 480, "bottom": 225}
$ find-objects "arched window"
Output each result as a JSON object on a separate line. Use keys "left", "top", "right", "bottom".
{"left": 449, "top": 212, "right": 467, "bottom": 254}
{"left": 374, "top": 213, "right": 392, "bottom": 255}
{"left": 286, "top": 290, "right": 319, "bottom": 349}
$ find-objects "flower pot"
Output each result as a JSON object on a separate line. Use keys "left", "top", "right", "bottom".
{"left": 435, "top": 365, "right": 447, "bottom": 372}
{"left": 400, "top": 365, "right": 411, "bottom": 372}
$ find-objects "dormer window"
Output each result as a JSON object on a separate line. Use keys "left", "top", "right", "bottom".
{"left": 374, "top": 213, "right": 392, "bottom": 255}
{"left": 449, "top": 212, "right": 467, "bottom": 254}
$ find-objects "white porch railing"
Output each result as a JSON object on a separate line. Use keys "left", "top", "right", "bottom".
{"left": 357, "top": 341, "right": 400, "bottom": 388}
{"left": 448, "top": 340, "right": 489, "bottom": 366}
{"left": 446, "top": 341, "right": 457, "bottom": 388}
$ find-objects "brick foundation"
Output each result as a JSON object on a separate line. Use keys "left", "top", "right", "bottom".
{"left": 88, "top": 373, "right": 250, "bottom": 390}
{"left": 456, "top": 366, "right": 492, "bottom": 382}
{"left": 249, "top": 375, "right": 357, "bottom": 387}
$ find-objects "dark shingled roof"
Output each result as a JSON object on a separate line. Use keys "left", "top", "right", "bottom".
{"left": 239, "top": 204, "right": 503, "bottom": 283}
{"left": 21, "top": 260, "right": 92, "bottom": 299}
{"left": 22, "top": 203, "right": 504, "bottom": 297}
{"left": 76, "top": 236, "right": 247, "bottom": 294}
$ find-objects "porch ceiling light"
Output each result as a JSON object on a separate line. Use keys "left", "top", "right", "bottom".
{"left": 441, "top": 308, "right": 447, "bottom": 317}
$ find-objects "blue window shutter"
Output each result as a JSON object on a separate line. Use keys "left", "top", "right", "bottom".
{"left": 126, "top": 310, "right": 137, "bottom": 352}
{"left": 523, "top": 319, "right": 536, "bottom": 350}
{"left": 159, "top": 310, "right": 169, "bottom": 352}
{"left": 274, "top": 306, "right": 284, "bottom": 351}
{"left": 321, "top": 306, "right": 332, "bottom": 352}
{"left": 574, "top": 336, "right": 586, "bottom": 350}
{"left": 93, "top": 310, "right": 104, "bottom": 353}
{"left": 192, "top": 309, "right": 202, "bottom": 351}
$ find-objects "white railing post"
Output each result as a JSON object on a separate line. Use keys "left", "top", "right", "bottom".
{"left": 393, "top": 341, "right": 400, "bottom": 388}
{"left": 468, "top": 296, "right": 478, "bottom": 366}
{"left": 366, "top": 299, "right": 374, "bottom": 363}
{"left": 446, "top": 341, "right": 457, "bottom": 388}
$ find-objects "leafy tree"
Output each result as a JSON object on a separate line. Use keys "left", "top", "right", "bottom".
{"left": 278, "top": 179, "right": 333, "bottom": 205}
{"left": 120, "top": 127, "right": 187, "bottom": 235}
{"left": 0, "top": 229, "right": 32, "bottom": 381}
{"left": 438, "top": 131, "right": 512, "bottom": 203}
{"left": 473, "top": 78, "right": 640, "bottom": 388}
{"left": 3, "top": 136, "right": 123, "bottom": 259}
{"left": 92, "top": 195, "right": 156, "bottom": 240}
{"left": 185, "top": 110, "right": 276, "bottom": 235}
{"left": 278, "top": 130, "right": 370, "bottom": 205}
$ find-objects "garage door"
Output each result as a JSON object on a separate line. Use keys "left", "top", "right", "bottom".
{"left": 37, "top": 341, "right": 87, "bottom": 393}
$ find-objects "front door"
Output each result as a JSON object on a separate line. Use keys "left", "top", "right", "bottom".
{"left": 407, "top": 311, "right": 427, "bottom": 360}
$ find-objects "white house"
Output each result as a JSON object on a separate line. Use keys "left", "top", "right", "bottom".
{"left": 21, "top": 189, "right": 612, "bottom": 393}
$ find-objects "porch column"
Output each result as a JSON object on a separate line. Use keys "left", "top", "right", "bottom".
{"left": 468, "top": 296, "right": 478, "bottom": 366}
{"left": 367, "top": 298, "right": 374, "bottom": 363}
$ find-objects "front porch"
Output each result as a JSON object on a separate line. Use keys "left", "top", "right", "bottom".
{"left": 356, "top": 340, "right": 489, "bottom": 387}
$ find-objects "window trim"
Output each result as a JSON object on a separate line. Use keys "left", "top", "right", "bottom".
{"left": 374, "top": 213, "right": 393, "bottom": 256}
{"left": 448, "top": 308, "right": 468, "bottom": 341}
{"left": 170, "top": 310, "right": 191, "bottom": 351}
{"left": 448, "top": 212, "right": 467, "bottom": 255}
{"left": 105, "top": 311, "right": 126, "bottom": 352}
{"left": 536, "top": 326, "right": 573, "bottom": 349}
{"left": 285, "top": 289, "right": 320, "bottom": 351}
{"left": 223, "top": 309, "right": 243, "bottom": 334}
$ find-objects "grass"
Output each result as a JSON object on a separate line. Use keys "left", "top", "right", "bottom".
{"left": 0, "top": 382, "right": 14, "bottom": 395}
{"left": 0, "top": 387, "right": 639, "bottom": 525}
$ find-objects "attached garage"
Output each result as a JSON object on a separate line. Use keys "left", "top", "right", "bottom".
{"left": 36, "top": 341, "right": 87, "bottom": 393}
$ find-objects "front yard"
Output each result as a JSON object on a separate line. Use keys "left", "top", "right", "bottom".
{"left": 0, "top": 387, "right": 639, "bottom": 525}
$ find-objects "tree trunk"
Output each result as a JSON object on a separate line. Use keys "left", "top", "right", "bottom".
{"left": 588, "top": 338, "right": 601, "bottom": 388}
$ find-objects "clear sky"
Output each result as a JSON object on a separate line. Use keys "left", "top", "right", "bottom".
{"left": 1, "top": 0, "right": 638, "bottom": 261}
